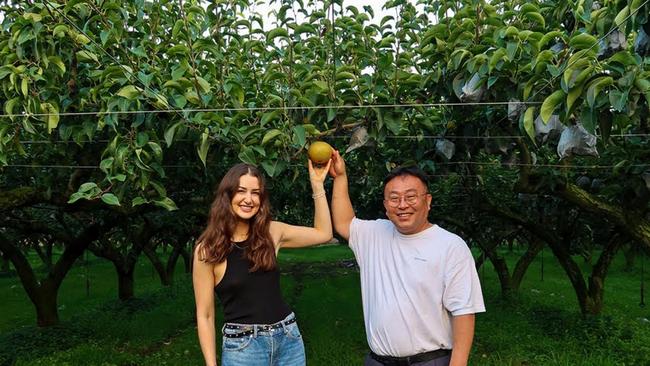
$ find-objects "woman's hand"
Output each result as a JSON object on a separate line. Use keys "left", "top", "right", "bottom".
{"left": 308, "top": 158, "right": 332, "bottom": 185}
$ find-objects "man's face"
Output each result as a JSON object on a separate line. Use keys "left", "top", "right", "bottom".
{"left": 383, "top": 175, "right": 432, "bottom": 235}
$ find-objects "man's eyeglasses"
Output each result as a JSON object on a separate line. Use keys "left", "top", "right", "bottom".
{"left": 384, "top": 193, "right": 428, "bottom": 207}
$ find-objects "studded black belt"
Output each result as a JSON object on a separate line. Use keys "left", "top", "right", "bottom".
{"left": 222, "top": 316, "right": 297, "bottom": 338}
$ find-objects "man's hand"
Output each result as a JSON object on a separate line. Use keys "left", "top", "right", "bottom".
{"left": 328, "top": 150, "right": 346, "bottom": 178}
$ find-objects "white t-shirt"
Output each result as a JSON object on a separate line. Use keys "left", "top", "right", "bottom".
{"left": 349, "top": 218, "right": 485, "bottom": 357}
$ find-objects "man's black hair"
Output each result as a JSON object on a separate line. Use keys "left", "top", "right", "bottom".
{"left": 382, "top": 166, "right": 429, "bottom": 189}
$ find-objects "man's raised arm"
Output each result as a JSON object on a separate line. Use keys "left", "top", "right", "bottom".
{"left": 329, "top": 150, "right": 355, "bottom": 241}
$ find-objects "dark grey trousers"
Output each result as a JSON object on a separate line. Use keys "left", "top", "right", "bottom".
{"left": 363, "top": 353, "right": 451, "bottom": 366}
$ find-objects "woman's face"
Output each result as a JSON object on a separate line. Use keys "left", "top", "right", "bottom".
{"left": 231, "top": 174, "right": 261, "bottom": 221}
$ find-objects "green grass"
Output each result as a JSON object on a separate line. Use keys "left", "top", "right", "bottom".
{"left": 1, "top": 244, "right": 649, "bottom": 365}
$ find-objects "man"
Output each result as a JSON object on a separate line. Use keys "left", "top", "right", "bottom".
{"left": 329, "top": 150, "right": 485, "bottom": 366}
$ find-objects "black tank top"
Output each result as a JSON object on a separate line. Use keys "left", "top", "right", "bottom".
{"left": 215, "top": 244, "right": 291, "bottom": 324}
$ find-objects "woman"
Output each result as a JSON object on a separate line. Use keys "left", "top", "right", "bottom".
{"left": 193, "top": 160, "right": 332, "bottom": 366}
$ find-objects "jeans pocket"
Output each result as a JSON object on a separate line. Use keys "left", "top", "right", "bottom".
{"left": 222, "top": 334, "right": 254, "bottom": 351}
{"left": 285, "top": 322, "right": 302, "bottom": 340}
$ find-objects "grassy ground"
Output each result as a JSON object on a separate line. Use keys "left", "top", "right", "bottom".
{"left": 1, "top": 244, "right": 649, "bottom": 365}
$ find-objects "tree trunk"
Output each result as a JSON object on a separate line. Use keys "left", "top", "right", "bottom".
{"left": 490, "top": 255, "right": 515, "bottom": 297}
{"left": 116, "top": 265, "right": 135, "bottom": 301}
{"left": 585, "top": 234, "right": 625, "bottom": 315}
{"left": 0, "top": 225, "right": 106, "bottom": 327}
{"left": 0, "top": 251, "right": 10, "bottom": 273}
{"left": 510, "top": 238, "right": 544, "bottom": 290}
{"left": 165, "top": 244, "right": 186, "bottom": 284}
{"left": 545, "top": 240, "right": 594, "bottom": 314}
{"left": 144, "top": 245, "right": 171, "bottom": 286}
{"left": 34, "top": 282, "right": 60, "bottom": 327}
{"left": 34, "top": 242, "right": 54, "bottom": 272}
{"left": 556, "top": 183, "right": 650, "bottom": 252}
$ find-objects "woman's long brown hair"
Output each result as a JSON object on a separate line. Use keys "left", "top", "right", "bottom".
{"left": 196, "top": 163, "right": 276, "bottom": 271}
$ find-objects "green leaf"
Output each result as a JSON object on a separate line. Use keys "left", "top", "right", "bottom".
{"left": 489, "top": 48, "right": 507, "bottom": 71}
{"left": 546, "top": 64, "right": 561, "bottom": 78}
{"left": 571, "top": 66, "right": 594, "bottom": 89}
{"left": 586, "top": 76, "right": 614, "bottom": 107}
{"left": 100, "top": 29, "right": 111, "bottom": 45}
{"left": 100, "top": 158, "right": 114, "bottom": 173}
{"left": 261, "top": 159, "right": 286, "bottom": 178}
{"left": 487, "top": 76, "right": 498, "bottom": 88}
{"left": 260, "top": 111, "right": 281, "bottom": 126}
{"left": 267, "top": 27, "right": 289, "bottom": 41}
{"left": 196, "top": 76, "right": 211, "bottom": 93}
{"left": 634, "top": 77, "right": 650, "bottom": 105}
{"left": 68, "top": 192, "right": 88, "bottom": 204}
{"left": 539, "top": 31, "right": 565, "bottom": 49}
{"left": 171, "top": 64, "right": 187, "bottom": 80}
{"left": 21, "top": 78, "right": 28, "bottom": 97}
{"left": 608, "top": 51, "right": 638, "bottom": 66}
{"left": 0, "top": 66, "right": 12, "bottom": 80}
{"left": 379, "top": 36, "right": 395, "bottom": 48}
{"left": 226, "top": 83, "right": 244, "bottom": 106}
{"left": 153, "top": 197, "right": 178, "bottom": 211}
{"left": 614, "top": 6, "right": 629, "bottom": 27}
{"left": 292, "top": 125, "right": 306, "bottom": 147}
{"left": 580, "top": 108, "right": 597, "bottom": 134}
{"left": 522, "top": 107, "right": 536, "bottom": 141}
{"left": 52, "top": 24, "right": 68, "bottom": 38}
{"left": 117, "top": 85, "right": 141, "bottom": 100}
{"left": 541, "top": 90, "right": 566, "bottom": 123}
{"left": 326, "top": 107, "right": 337, "bottom": 122}
{"left": 238, "top": 146, "right": 257, "bottom": 165}
{"left": 336, "top": 71, "right": 355, "bottom": 80}
{"left": 79, "top": 182, "right": 98, "bottom": 193}
{"left": 185, "top": 91, "right": 200, "bottom": 105}
{"left": 384, "top": 110, "right": 402, "bottom": 135}
{"left": 197, "top": 129, "right": 210, "bottom": 167}
{"left": 608, "top": 89, "right": 627, "bottom": 112}
{"left": 75, "top": 34, "right": 91, "bottom": 45}
{"left": 313, "top": 80, "right": 328, "bottom": 91}
{"left": 506, "top": 41, "right": 518, "bottom": 60}
{"left": 148, "top": 142, "right": 162, "bottom": 161}
{"left": 520, "top": 3, "right": 539, "bottom": 14}
{"left": 567, "top": 87, "right": 582, "bottom": 111}
{"left": 136, "top": 132, "right": 149, "bottom": 147}
{"left": 76, "top": 50, "right": 99, "bottom": 63}
{"left": 262, "top": 129, "right": 283, "bottom": 145}
{"left": 164, "top": 122, "right": 183, "bottom": 147}
{"left": 23, "top": 13, "right": 43, "bottom": 22}
{"left": 132, "top": 197, "right": 148, "bottom": 207}
{"left": 505, "top": 26, "right": 519, "bottom": 38}
{"left": 523, "top": 12, "right": 545, "bottom": 27}
{"left": 41, "top": 103, "right": 59, "bottom": 133}
{"left": 569, "top": 33, "right": 598, "bottom": 52}
{"left": 172, "top": 19, "right": 184, "bottom": 38}
{"left": 167, "top": 44, "right": 189, "bottom": 56}
{"left": 47, "top": 56, "right": 66, "bottom": 75}
{"left": 101, "top": 193, "right": 120, "bottom": 206}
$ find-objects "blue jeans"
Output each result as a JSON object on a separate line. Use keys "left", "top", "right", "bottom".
{"left": 221, "top": 313, "right": 306, "bottom": 366}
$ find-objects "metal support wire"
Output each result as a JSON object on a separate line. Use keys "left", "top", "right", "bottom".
{"left": 0, "top": 101, "right": 541, "bottom": 119}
